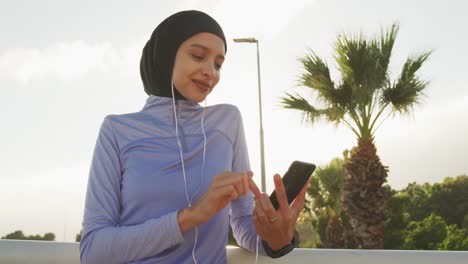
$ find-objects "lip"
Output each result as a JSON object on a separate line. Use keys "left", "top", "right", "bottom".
{"left": 192, "top": 79, "right": 211, "bottom": 92}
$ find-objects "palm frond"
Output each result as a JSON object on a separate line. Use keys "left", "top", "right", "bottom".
{"left": 334, "top": 32, "right": 366, "bottom": 86}
{"left": 321, "top": 107, "right": 346, "bottom": 126}
{"left": 381, "top": 51, "right": 431, "bottom": 114}
{"left": 334, "top": 80, "right": 354, "bottom": 109}
{"left": 280, "top": 93, "right": 322, "bottom": 124}
{"left": 299, "top": 51, "right": 336, "bottom": 105}
{"left": 378, "top": 23, "right": 399, "bottom": 75}
{"left": 334, "top": 24, "right": 399, "bottom": 107}
{"left": 335, "top": 34, "right": 377, "bottom": 106}
{"left": 369, "top": 23, "right": 399, "bottom": 93}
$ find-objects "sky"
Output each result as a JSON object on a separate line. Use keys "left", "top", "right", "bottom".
{"left": 1, "top": 0, "right": 467, "bottom": 242}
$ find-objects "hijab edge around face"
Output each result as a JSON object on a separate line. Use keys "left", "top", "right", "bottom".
{"left": 140, "top": 10, "right": 227, "bottom": 100}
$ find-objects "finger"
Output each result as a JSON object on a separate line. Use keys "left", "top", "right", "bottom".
{"left": 295, "top": 177, "right": 311, "bottom": 204}
{"left": 213, "top": 172, "right": 246, "bottom": 196}
{"left": 233, "top": 178, "right": 244, "bottom": 197}
{"left": 217, "top": 185, "right": 239, "bottom": 201}
{"left": 248, "top": 175, "right": 261, "bottom": 199}
{"left": 293, "top": 177, "right": 310, "bottom": 202}
{"left": 252, "top": 209, "right": 263, "bottom": 234}
{"left": 290, "top": 196, "right": 305, "bottom": 219}
{"left": 234, "top": 172, "right": 254, "bottom": 196}
{"left": 259, "top": 193, "right": 279, "bottom": 224}
{"left": 242, "top": 173, "right": 249, "bottom": 196}
{"left": 290, "top": 178, "right": 311, "bottom": 217}
{"left": 300, "top": 177, "right": 311, "bottom": 195}
{"left": 255, "top": 198, "right": 269, "bottom": 225}
{"left": 214, "top": 172, "right": 245, "bottom": 187}
{"left": 273, "top": 174, "right": 289, "bottom": 212}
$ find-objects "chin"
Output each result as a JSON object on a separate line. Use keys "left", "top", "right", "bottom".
{"left": 194, "top": 96, "right": 207, "bottom": 103}
{"left": 188, "top": 93, "right": 209, "bottom": 103}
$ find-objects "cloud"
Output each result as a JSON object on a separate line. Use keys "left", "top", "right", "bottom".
{"left": 0, "top": 38, "right": 145, "bottom": 85}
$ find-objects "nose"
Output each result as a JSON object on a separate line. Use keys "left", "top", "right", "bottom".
{"left": 201, "top": 62, "right": 216, "bottom": 79}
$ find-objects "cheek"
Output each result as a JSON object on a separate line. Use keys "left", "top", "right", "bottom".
{"left": 172, "top": 65, "right": 190, "bottom": 87}
{"left": 213, "top": 72, "right": 221, "bottom": 87}
{"left": 172, "top": 53, "right": 191, "bottom": 84}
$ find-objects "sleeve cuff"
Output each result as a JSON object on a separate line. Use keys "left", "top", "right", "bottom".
{"left": 262, "top": 236, "right": 296, "bottom": 258}
{"left": 168, "top": 211, "right": 185, "bottom": 245}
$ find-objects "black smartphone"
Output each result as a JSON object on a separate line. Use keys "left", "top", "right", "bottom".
{"left": 269, "top": 161, "right": 316, "bottom": 210}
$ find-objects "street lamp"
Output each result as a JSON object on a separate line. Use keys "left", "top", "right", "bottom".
{"left": 233, "top": 37, "right": 266, "bottom": 193}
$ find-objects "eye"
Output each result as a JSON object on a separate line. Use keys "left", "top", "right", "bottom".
{"left": 215, "top": 63, "right": 223, "bottom": 71}
{"left": 191, "top": 54, "right": 204, "bottom": 61}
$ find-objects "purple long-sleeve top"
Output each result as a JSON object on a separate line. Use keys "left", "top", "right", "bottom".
{"left": 80, "top": 95, "right": 266, "bottom": 263}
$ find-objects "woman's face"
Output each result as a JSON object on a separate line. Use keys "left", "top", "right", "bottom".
{"left": 172, "top": 32, "right": 225, "bottom": 102}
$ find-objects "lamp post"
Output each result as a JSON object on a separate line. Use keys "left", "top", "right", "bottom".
{"left": 233, "top": 37, "right": 266, "bottom": 193}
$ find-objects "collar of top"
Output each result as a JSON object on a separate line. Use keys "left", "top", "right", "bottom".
{"left": 141, "top": 95, "right": 204, "bottom": 125}
{"left": 142, "top": 95, "right": 202, "bottom": 111}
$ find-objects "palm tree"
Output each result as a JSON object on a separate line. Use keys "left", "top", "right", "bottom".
{"left": 308, "top": 157, "right": 346, "bottom": 248}
{"left": 281, "top": 23, "right": 431, "bottom": 248}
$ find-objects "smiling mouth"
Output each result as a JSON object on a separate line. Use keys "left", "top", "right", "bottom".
{"left": 192, "top": 80, "right": 211, "bottom": 92}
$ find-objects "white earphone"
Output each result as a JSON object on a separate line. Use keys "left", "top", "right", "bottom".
{"left": 171, "top": 79, "right": 259, "bottom": 264}
{"left": 171, "top": 79, "right": 207, "bottom": 264}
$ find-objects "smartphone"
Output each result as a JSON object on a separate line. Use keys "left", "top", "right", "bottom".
{"left": 269, "top": 161, "right": 316, "bottom": 210}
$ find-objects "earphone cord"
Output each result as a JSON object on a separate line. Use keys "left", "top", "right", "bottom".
{"left": 255, "top": 235, "right": 259, "bottom": 264}
{"left": 171, "top": 83, "right": 191, "bottom": 206}
{"left": 171, "top": 80, "right": 208, "bottom": 264}
{"left": 171, "top": 81, "right": 258, "bottom": 264}
{"left": 190, "top": 100, "right": 207, "bottom": 204}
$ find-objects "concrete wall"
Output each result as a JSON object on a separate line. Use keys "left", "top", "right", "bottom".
{"left": 1, "top": 240, "right": 467, "bottom": 264}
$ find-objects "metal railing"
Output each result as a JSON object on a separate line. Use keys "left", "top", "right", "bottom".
{"left": 0, "top": 240, "right": 467, "bottom": 264}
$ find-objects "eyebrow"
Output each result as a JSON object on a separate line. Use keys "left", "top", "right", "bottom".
{"left": 189, "top": 43, "right": 225, "bottom": 60}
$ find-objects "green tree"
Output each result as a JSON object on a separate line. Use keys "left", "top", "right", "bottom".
{"left": 385, "top": 175, "right": 468, "bottom": 250}
{"left": 463, "top": 213, "right": 468, "bottom": 229}
{"left": 401, "top": 175, "right": 468, "bottom": 227}
{"left": 307, "top": 157, "right": 346, "bottom": 248}
{"left": 296, "top": 213, "right": 320, "bottom": 248}
{"left": 1, "top": 230, "right": 55, "bottom": 241}
{"left": 384, "top": 190, "right": 411, "bottom": 249}
{"left": 403, "top": 214, "right": 447, "bottom": 250}
{"left": 401, "top": 182, "right": 433, "bottom": 221}
{"left": 1, "top": 230, "right": 26, "bottom": 240}
{"left": 428, "top": 176, "right": 468, "bottom": 228}
{"left": 227, "top": 226, "right": 239, "bottom": 246}
{"left": 76, "top": 230, "right": 82, "bottom": 242}
{"left": 41, "top": 233, "right": 55, "bottom": 241}
{"left": 281, "top": 23, "right": 431, "bottom": 248}
{"left": 438, "top": 225, "right": 468, "bottom": 250}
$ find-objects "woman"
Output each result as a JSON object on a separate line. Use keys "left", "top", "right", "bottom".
{"left": 80, "top": 10, "right": 308, "bottom": 263}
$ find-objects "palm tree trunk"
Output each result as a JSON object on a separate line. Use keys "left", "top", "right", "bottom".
{"left": 343, "top": 138, "right": 389, "bottom": 248}
{"left": 325, "top": 216, "right": 345, "bottom": 248}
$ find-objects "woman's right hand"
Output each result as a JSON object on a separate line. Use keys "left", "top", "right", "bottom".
{"left": 178, "top": 171, "right": 253, "bottom": 233}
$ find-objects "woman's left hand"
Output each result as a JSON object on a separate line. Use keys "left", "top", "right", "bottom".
{"left": 249, "top": 174, "right": 310, "bottom": 251}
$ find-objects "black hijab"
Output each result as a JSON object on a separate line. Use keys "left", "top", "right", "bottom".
{"left": 140, "top": 10, "right": 227, "bottom": 99}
